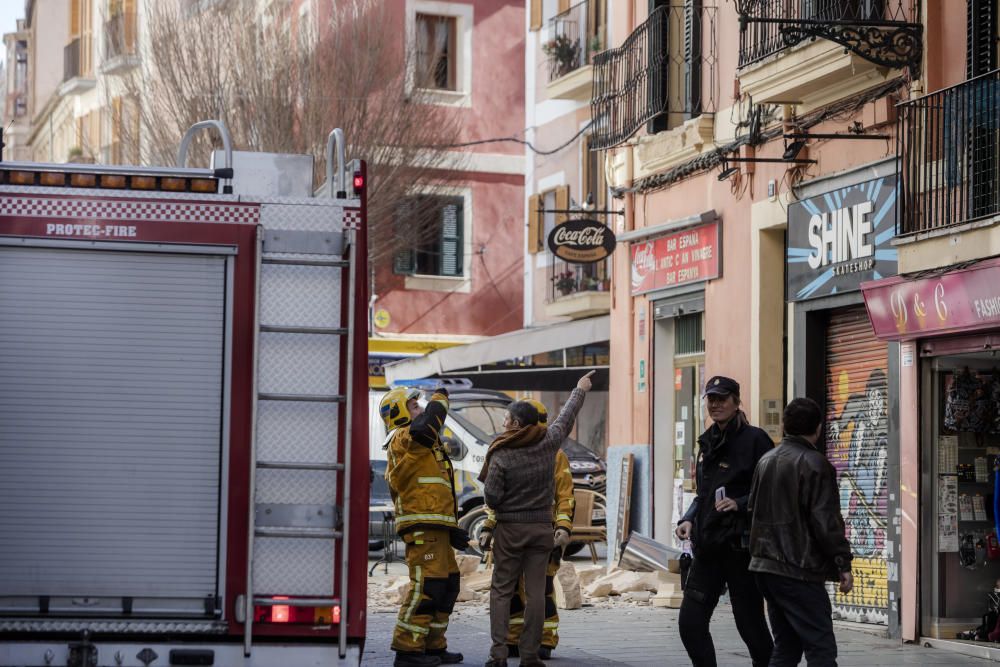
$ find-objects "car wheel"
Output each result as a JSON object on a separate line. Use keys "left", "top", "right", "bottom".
{"left": 458, "top": 506, "right": 490, "bottom": 556}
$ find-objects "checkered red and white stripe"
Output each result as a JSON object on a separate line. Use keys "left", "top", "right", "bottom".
{"left": 343, "top": 208, "right": 362, "bottom": 230}
{"left": 0, "top": 196, "right": 260, "bottom": 225}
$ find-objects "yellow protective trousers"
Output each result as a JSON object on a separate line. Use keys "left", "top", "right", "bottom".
{"left": 391, "top": 528, "right": 460, "bottom": 653}
{"left": 506, "top": 548, "right": 562, "bottom": 649}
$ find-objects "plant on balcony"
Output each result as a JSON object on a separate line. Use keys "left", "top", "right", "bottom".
{"left": 543, "top": 33, "right": 582, "bottom": 79}
{"left": 552, "top": 270, "right": 577, "bottom": 296}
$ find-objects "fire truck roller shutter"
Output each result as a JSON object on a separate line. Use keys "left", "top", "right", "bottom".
{"left": 0, "top": 245, "right": 227, "bottom": 611}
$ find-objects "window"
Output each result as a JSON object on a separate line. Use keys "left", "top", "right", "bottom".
{"left": 394, "top": 194, "right": 465, "bottom": 277}
{"left": 415, "top": 14, "right": 457, "bottom": 91}
{"left": 675, "top": 313, "right": 705, "bottom": 355}
{"left": 581, "top": 134, "right": 606, "bottom": 211}
{"left": 527, "top": 185, "right": 569, "bottom": 254}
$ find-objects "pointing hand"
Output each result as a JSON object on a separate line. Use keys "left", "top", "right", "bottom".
{"left": 577, "top": 370, "right": 596, "bottom": 392}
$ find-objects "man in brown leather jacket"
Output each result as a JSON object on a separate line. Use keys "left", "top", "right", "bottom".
{"left": 748, "top": 397, "right": 854, "bottom": 667}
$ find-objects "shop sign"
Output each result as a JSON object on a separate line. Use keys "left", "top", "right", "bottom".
{"left": 861, "top": 258, "right": 1000, "bottom": 340}
{"left": 547, "top": 218, "right": 616, "bottom": 264}
{"left": 630, "top": 221, "right": 720, "bottom": 295}
{"left": 787, "top": 175, "right": 898, "bottom": 301}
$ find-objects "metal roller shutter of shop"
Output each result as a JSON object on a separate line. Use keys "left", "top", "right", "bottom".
{"left": 824, "top": 306, "right": 889, "bottom": 624}
{"left": 0, "top": 246, "right": 225, "bottom": 604}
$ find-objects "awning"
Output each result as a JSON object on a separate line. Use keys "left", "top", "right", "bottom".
{"left": 861, "top": 258, "right": 1000, "bottom": 341}
{"left": 383, "top": 315, "right": 611, "bottom": 384}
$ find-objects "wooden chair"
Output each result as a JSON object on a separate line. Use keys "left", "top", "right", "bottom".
{"left": 571, "top": 489, "right": 607, "bottom": 564}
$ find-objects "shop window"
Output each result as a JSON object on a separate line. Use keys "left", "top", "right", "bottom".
{"left": 415, "top": 14, "right": 457, "bottom": 91}
{"left": 393, "top": 194, "right": 465, "bottom": 278}
{"left": 674, "top": 313, "right": 704, "bottom": 355}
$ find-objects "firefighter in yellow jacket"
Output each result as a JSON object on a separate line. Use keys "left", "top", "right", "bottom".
{"left": 478, "top": 399, "right": 575, "bottom": 660}
{"left": 382, "top": 386, "right": 468, "bottom": 667}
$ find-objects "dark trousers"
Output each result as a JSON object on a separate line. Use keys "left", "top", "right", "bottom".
{"left": 489, "top": 521, "right": 554, "bottom": 662}
{"left": 678, "top": 549, "right": 773, "bottom": 667}
{"left": 755, "top": 572, "right": 838, "bottom": 667}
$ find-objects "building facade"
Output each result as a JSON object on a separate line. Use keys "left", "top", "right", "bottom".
{"left": 597, "top": 0, "right": 921, "bottom": 638}
{"left": 2, "top": 0, "right": 527, "bottom": 393}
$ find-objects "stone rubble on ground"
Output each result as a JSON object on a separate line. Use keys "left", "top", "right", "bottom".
{"left": 368, "top": 551, "right": 676, "bottom": 614}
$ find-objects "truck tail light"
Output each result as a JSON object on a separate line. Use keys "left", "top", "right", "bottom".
{"left": 272, "top": 597, "right": 290, "bottom": 623}
{"left": 253, "top": 599, "right": 340, "bottom": 625}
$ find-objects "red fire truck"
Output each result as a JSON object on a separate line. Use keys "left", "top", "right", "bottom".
{"left": 0, "top": 121, "right": 369, "bottom": 666}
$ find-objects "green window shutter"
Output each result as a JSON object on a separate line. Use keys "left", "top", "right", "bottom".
{"left": 439, "top": 197, "right": 463, "bottom": 277}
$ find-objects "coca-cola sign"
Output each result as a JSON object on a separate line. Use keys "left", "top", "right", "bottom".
{"left": 547, "top": 218, "right": 616, "bottom": 264}
{"left": 630, "top": 221, "right": 721, "bottom": 295}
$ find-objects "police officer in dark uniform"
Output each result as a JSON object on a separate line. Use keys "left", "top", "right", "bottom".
{"left": 675, "top": 376, "right": 774, "bottom": 667}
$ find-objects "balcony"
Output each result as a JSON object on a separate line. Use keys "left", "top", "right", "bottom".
{"left": 736, "top": 0, "right": 921, "bottom": 70}
{"left": 545, "top": 258, "right": 611, "bottom": 320}
{"left": 60, "top": 38, "right": 95, "bottom": 96}
{"left": 544, "top": 0, "right": 603, "bottom": 101}
{"left": 100, "top": 12, "right": 139, "bottom": 75}
{"left": 897, "top": 70, "right": 1000, "bottom": 237}
{"left": 590, "top": 3, "right": 717, "bottom": 150}
{"left": 734, "top": 0, "right": 919, "bottom": 112}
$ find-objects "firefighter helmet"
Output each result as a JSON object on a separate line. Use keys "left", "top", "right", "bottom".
{"left": 525, "top": 399, "right": 548, "bottom": 425}
{"left": 380, "top": 387, "right": 421, "bottom": 429}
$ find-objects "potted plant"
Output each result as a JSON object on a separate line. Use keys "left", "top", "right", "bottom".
{"left": 552, "top": 269, "right": 577, "bottom": 296}
{"left": 542, "top": 33, "right": 582, "bottom": 79}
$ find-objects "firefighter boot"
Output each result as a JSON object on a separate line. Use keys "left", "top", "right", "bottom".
{"left": 427, "top": 648, "right": 464, "bottom": 663}
{"left": 393, "top": 651, "right": 442, "bottom": 667}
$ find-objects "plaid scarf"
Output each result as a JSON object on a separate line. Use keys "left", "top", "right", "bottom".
{"left": 477, "top": 423, "right": 547, "bottom": 483}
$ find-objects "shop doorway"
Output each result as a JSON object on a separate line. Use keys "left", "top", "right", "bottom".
{"left": 920, "top": 350, "right": 1000, "bottom": 641}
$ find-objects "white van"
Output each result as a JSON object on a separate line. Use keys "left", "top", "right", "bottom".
{"left": 368, "top": 385, "right": 607, "bottom": 554}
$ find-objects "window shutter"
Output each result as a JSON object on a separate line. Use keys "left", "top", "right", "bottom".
{"left": 528, "top": 194, "right": 542, "bottom": 254}
{"left": 439, "top": 198, "right": 463, "bottom": 277}
{"left": 530, "top": 0, "right": 543, "bottom": 30}
{"left": 683, "top": 0, "right": 702, "bottom": 120}
{"left": 70, "top": 0, "right": 81, "bottom": 38}
{"left": 555, "top": 185, "right": 570, "bottom": 224}
{"left": 124, "top": 0, "right": 137, "bottom": 52}
{"left": 968, "top": 0, "right": 998, "bottom": 78}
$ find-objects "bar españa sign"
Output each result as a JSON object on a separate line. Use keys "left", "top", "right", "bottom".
{"left": 547, "top": 218, "right": 616, "bottom": 264}
{"left": 630, "top": 221, "right": 720, "bottom": 295}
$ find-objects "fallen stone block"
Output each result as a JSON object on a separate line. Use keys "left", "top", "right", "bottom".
{"left": 623, "top": 590, "right": 652, "bottom": 603}
{"left": 575, "top": 565, "right": 606, "bottom": 589}
{"left": 383, "top": 575, "right": 412, "bottom": 605}
{"left": 455, "top": 554, "right": 481, "bottom": 576}
{"left": 584, "top": 569, "right": 659, "bottom": 597}
{"left": 464, "top": 570, "right": 493, "bottom": 592}
{"left": 553, "top": 560, "right": 582, "bottom": 610}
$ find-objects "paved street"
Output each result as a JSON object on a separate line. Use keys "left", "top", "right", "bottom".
{"left": 364, "top": 553, "right": 992, "bottom": 666}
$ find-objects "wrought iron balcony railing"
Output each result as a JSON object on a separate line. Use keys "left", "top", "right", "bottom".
{"left": 590, "top": 3, "right": 717, "bottom": 150}
{"left": 897, "top": 69, "right": 1000, "bottom": 235}
{"left": 63, "top": 38, "right": 82, "bottom": 82}
{"left": 736, "top": 0, "right": 922, "bottom": 71}
{"left": 545, "top": 0, "right": 603, "bottom": 82}
{"left": 550, "top": 257, "right": 611, "bottom": 302}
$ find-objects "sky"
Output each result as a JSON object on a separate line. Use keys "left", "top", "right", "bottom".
{"left": 0, "top": 0, "right": 24, "bottom": 68}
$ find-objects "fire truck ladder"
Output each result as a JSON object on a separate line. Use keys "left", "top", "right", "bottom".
{"left": 242, "top": 129, "right": 358, "bottom": 658}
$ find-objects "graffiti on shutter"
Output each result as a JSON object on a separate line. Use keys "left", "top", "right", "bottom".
{"left": 825, "top": 306, "right": 889, "bottom": 624}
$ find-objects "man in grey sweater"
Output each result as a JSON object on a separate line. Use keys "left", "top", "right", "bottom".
{"left": 481, "top": 372, "right": 593, "bottom": 667}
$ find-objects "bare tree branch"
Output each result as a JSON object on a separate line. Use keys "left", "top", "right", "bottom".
{"left": 115, "top": 0, "right": 467, "bottom": 265}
